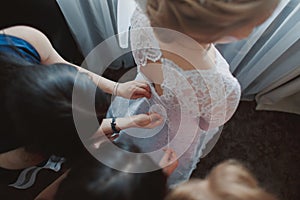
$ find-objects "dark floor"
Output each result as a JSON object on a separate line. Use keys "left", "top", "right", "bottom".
{"left": 192, "top": 101, "right": 300, "bottom": 200}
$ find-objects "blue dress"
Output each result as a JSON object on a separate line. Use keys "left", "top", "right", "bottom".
{"left": 0, "top": 34, "right": 41, "bottom": 64}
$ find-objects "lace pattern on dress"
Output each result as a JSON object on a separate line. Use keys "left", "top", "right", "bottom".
{"left": 130, "top": 6, "right": 162, "bottom": 67}
{"left": 125, "top": 1, "right": 241, "bottom": 185}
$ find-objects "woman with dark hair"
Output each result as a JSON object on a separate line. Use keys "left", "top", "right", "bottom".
{"left": 0, "top": 26, "right": 162, "bottom": 187}
{"left": 0, "top": 58, "right": 108, "bottom": 163}
{"left": 35, "top": 141, "right": 178, "bottom": 200}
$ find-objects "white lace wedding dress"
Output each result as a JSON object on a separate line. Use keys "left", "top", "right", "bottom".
{"left": 108, "top": 0, "right": 241, "bottom": 185}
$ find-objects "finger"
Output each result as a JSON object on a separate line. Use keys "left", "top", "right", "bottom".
{"left": 167, "top": 152, "right": 174, "bottom": 161}
{"left": 139, "top": 83, "right": 151, "bottom": 92}
{"left": 160, "top": 150, "right": 177, "bottom": 165}
{"left": 136, "top": 81, "right": 150, "bottom": 88}
{"left": 155, "top": 117, "right": 164, "bottom": 126}
{"left": 170, "top": 151, "right": 178, "bottom": 160}
{"left": 147, "top": 119, "right": 163, "bottom": 128}
{"left": 162, "top": 148, "right": 172, "bottom": 153}
{"left": 164, "top": 149, "right": 177, "bottom": 161}
{"left": 133, "top": 87, "right": 149, "bottom": 95}
{"left": 171, "top": 149, "right": 178, "bottom": 157}
{"left": 133, "top": 89, "right": 151, "bottom": 99}
{"left": 134, "top": 81, "right": 151, "bottom": 92}
{"left": 149, "top": 113, "right": 163, "bottom": 122}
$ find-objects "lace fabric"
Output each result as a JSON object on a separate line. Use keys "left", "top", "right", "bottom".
{"left": 115, "top": 3, "right": 242, "bottom": 185}
{"left": 130, "top": 6, "right": 162, "bottom": 67}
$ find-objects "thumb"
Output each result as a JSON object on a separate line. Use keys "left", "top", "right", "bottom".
{"left": 149, "top": 113, "right": 163, "bottom": 122}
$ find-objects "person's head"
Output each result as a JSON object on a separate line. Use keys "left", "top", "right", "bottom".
{"left": 165, "top": 160, "right": 277, "bottom": 200}
{"left": 146, "top": 0, "right": 279, "bottom": 43}
{"left": 55, "top": 141, "right": 168, "bottom": 200}
{"left": 0, "top": 52, "right": 109, "bottom": 161}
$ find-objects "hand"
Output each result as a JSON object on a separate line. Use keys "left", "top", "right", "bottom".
{"left": 159, "top": 148, "right": 179, "bottom": 177}
{"left": 117, "top": 81, "right": 151, "bottom": 99}
{"left": 131, "top": 113, "right": 163, "bottom": 129}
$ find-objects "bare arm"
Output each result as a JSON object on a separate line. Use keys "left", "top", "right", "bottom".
{"left": 94, "top": 113, "right": 163, "bottom": 141}
{"left": 34, "top": 170, "right": 69, "bottom": 200}
{"left": 1, "top": 26, "right": 151, "bottom": 99}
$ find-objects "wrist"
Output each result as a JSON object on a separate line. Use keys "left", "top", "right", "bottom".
{"left": 94, "top": 77, "right": 116, "bottom": 95}
{"left": 112, "top": 82, "right": 120, "bottom": 97}
{"left": 111, "top": 117, "right": 121, "bottom": 133}
{"left": 116, "top": 117, "right": 136, "bottom": 130}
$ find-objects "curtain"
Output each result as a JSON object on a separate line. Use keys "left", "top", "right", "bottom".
{"left": 56, "top": 0, "right": 135, "bottom": 70}
{"left": 217, "top": 0, "right": 300, "bottom": 115}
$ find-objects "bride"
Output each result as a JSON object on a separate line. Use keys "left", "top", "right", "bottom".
{"left": 108, "top": 0, "right": 278, "bottom": 185}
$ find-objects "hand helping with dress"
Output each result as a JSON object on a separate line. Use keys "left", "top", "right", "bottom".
{"left": 130, "top": 113, "right": 164, "bottom": 129}
{"left": 95, "top": 112, "right": 164, "bottom": 144}
{"left": 159, "top": 148, "right": 179, "bottom": 177}
{"left": 116, "top": 81, "right": 151, "bottom": 99}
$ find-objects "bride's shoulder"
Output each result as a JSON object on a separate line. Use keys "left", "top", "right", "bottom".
{"left": 131, "top": 3, "right": 150, "bottom": 28}
{"left": 135, "top": 0, "right": 148, "bottom": 12}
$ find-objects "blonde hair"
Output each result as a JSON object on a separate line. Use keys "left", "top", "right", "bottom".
{"left": 165, "top": 160, "right": 277, "bottom": 200}
{"left": 147, "top": 0, "right": 279, "bottom": 42}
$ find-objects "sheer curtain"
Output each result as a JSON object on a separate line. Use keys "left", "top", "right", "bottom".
{"left": 217, "top": 0, "right": 300, "bottom": 114}
{"left": 56, "top": 0, "right": 135, "bottom": 70}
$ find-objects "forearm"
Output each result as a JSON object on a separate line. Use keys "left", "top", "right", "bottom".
{"left": 43, "top": 48, "right": 150, "bottom": 99}
{"left": 71, "top": 65, "right": 116, "bottom": 94}
{"left": 34, "top": 170, "right": 69, "bottom": 200}
{"left": 39, "top": 36, "right": 117, "bottom": 94}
